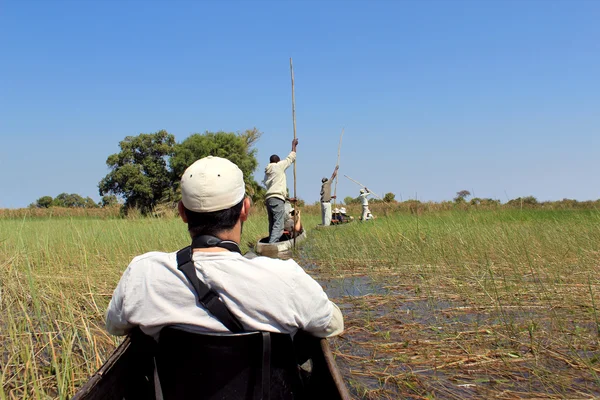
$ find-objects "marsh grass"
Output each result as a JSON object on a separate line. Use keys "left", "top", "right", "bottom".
{"left": 1, "top": 208, "right": 599, "bottom": 398}
{"left": 0, "top": 214, "right": 273, "bottom": 399}
{"left": 304, "top": 209, "right": 600, "bottom": 398}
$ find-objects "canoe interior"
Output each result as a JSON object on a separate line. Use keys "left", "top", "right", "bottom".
{"left": 72, "top": 329, "right": 350, "bottom": 400}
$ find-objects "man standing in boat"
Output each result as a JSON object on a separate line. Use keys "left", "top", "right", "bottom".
{"left": 263, "top": 138, "right": 298, "bottom": 243}
{"left": 105, "top": 156, "right": 343, "bottom": 340}
{"left": 320, "top": 165, "right": 339, "bottom": 226}
{"left": 359, "top": 188, "right": 372, "bottom": 221}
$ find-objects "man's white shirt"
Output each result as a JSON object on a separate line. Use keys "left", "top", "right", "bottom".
{"left": 106, "top": 250, "right": 343, "bottom": 340}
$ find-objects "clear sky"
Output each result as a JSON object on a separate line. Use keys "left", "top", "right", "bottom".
{"left": 1, "top": 0, "right": 599, "bottom": 208}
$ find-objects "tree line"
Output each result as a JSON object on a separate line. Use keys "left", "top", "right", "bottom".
{"left": 30, "top": 129, "right": 262, "bottom": 214}
{"left": 29, "top": 131, "right": 598, "bottom": 214}
{"left": 32, "top": 193, "right": 118, "bottom": 209}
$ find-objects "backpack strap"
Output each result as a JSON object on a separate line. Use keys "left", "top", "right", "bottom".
{"left": 261, "top": 332, "right": 271, "bottom": 400}
{"left": 191, "top": 235, "right": 241, "bottom": 254}
{"left": 176, "top": 246, "right": 244, "bottom": 333}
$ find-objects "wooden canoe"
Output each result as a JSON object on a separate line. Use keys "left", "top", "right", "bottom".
{"left": 254, "top": 229, "right": 307, "bottom": 258}
{"left": 314, "top": 220, "right": 354, "bottom": 230}
{"left": 72, "top": 329, "right": 351, "bottom": 400}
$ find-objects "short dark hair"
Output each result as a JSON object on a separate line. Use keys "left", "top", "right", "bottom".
{"left": 184, "top": 200, "right": 244, "bottom": 238}
{"left": 269, "top": 154, "right": 280, "bottom": 163}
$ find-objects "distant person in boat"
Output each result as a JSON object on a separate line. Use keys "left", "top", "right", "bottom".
{"left": 359, "top": 188, "right": 373, "bottom": 221}
{"left": 339, "top": 207, "right": 353, "bottom": 223}
{"left": 105, "top": 156, "right": 343, "bottom": 340}
{"left": 331, "top": 207, "right": 342, "bottom": 224}
{"left": 320, "top": 165, "right": 339, "bottom": 226}
{"left": 281, "top": 207, "right": 303, "bottom": 240}
{"left": 263, "top": 138, "right": 298, "bottom": 243}
{"left": 332, "top": 207, "right": 352, "bottom": 224}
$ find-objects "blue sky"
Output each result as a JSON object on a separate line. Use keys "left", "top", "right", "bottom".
{"left": 1, "top": 0, "right": 599, "bottom": 208}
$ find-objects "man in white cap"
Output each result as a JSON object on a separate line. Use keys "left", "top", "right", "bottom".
{"left": 359, "top": 188, "right": 372, "bottom": 221}
{"left": 339, "top": 207, "right": 350, "bottom": 223}
{"left": 263, "top": 138, "right": 298, "bottom": 243}
{"left": 105, "top": 156, "right": 343, "bottom": 340}
{"left": 319, "top": 165, "right": 339, "bottom": 226}
{"left": 331, "top": 207, "right": 341, "bottom": 224}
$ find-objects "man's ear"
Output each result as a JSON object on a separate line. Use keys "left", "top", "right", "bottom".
{"left": 240, "top": 197, "right": 251, "bottom": 222}
{"left": 178, "top": 201, "right": 188, "bottom": 223}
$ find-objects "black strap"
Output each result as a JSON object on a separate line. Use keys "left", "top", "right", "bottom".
{"left": 261, "top": 332, "right": 271, "bottom": 400}
{"left": 177, "top": 235, "right": 276, "bottom": 398}
{"left": 176, "top": 244, "right": 244, "bottom": 333}
{"left": 191, "top": 235, "right": 242, "bottom": 254}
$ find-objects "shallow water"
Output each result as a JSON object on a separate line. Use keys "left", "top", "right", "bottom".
{"left": 318, "top": 275, "right": 389, "bottom": 298}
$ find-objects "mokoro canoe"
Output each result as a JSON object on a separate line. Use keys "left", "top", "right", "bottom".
{"left": 255, "top": 229, "right": 307, "bottom": 257}
{"left": 314, "top": 220, "right": 354, "bottom": 230}
{"left": 72, "top": 329, "right": 351, "bottom": 400}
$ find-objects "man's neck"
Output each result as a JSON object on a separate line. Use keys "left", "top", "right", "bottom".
{"left": 191, "top": 226, "right": 241, "bottom": 253}
{"left": 193, "top": 247, "right": 228, "bottom": 253}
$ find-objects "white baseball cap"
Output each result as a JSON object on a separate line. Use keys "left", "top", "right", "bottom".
{"left": 181, "top": 156, "right": 245, "bottom": 212}
{"left": 340, "top": 207, "right": 347, "bottom": 213}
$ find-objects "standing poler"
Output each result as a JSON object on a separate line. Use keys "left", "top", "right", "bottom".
{"left": 263, "top": 138, "right": 298, "bottom": 243}
{"left": 320, "top": 165, "right": 339, "bottom": 226}
{"left": 359, "top": 188, "right": 373, "bottom": 221}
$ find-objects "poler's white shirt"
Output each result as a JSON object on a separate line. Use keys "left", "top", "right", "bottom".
{"left": 263, "top": 151, "right": 296, "bottom": 201}
{"left": 105, "top": 250, "right": 342, "bottom": 340}
{"left": 359, "top": 192, "right": 371, "bottom": 206}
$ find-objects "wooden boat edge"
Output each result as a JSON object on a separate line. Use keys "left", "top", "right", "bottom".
{"left": 321, "top": 339, "right": 353, "bottom": 400}
{"left": 71, "top": 337, "right": 132, "bottom": 400}
{"left": 254, "top": 230, "right": 307, "bottom": 255}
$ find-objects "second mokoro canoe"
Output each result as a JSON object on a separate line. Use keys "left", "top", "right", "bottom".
{"left": 255, "top": 229, "right": 307, "bottom": 258}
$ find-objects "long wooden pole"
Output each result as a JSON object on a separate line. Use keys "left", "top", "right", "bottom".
{"left": 290, "top": 58, "right": 297, "bottom": 249}
{"left": 343, "top": 174, "right": 385, "bottom": 201}
{"left": 332, "top": 128, "right": 344, "bottom": 209}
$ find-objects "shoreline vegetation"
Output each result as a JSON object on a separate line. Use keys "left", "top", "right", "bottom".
{"left": 2, "top": 196, "right": 600, "bottom": 220}
{"left": 1, "top": 207, "right": 599, "bottom": 398}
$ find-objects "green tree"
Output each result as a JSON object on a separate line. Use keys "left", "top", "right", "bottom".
{"left": 99, "top": 130, "right": 176, "bottom": 213}
{"left": 101, "top": 194, "right": 119, "bottom": 207}
{"left": 507, "top": 196, "right": 538, "bottom": 207}
{"left": 170, "top": 128, "right": 261, "bottom": 199}
{"left": 383, "top": 192, "right": 396, "bottom": 202}
{"left": 52, "top": 193, "right": 86, "bottom": 207}
{"left": 344, "top": 196, "right": 360, "bottom": 205}
{"left": 35, "top": 196, "right": 53, "bottom": 208}
{"left": 83, "top": 197, "right": 99, "bottom": 208}
{"left": 454, "top": 190, "right": 471, "bottom": 203}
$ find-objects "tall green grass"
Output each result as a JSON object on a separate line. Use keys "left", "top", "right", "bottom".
{"left": 0, "top": 214, "right": 272, "bottom": 399}
{"left": 1, "top": 208, "right": 599, "bottom": 398}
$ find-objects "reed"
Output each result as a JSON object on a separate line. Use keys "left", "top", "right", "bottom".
{"left": 1, "top": 208, "right": 599, "bottom": 398}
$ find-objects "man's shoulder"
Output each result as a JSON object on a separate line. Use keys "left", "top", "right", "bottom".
{"left": 128, "top": 251, "right": 177, "bottom": 273}
{"left": 131, "top": 250, "right": 173, "bottom": 263}
{"left": 244, "top": 255, "right": 304, "bottom": 275}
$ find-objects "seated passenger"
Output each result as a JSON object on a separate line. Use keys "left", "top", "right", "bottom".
{"left": 281, "top": 207, "right": 303, "bottom": 240}
{"left": 339, "top": 207, "right": 349, "bottom": 223}
{"left": 105, "top": 156, "right": 344, "bottom": 340}
{"left": 331, "top": 208, "right": 342, "bottom": 224}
